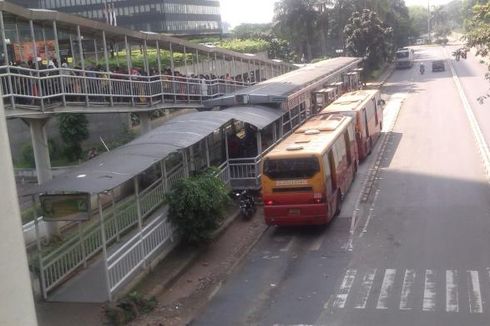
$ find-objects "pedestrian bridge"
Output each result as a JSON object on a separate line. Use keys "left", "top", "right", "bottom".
{"left": 1, "top": 65, "right": 253, "bottom": 117}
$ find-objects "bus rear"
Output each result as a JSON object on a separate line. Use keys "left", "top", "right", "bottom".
{"left": 262, "top": 154, "right": 331, "bottom": 225}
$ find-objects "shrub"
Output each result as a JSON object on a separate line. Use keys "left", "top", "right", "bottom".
{"left": 167, "top": 168, "right": 230, "bottom": 244}
{"left": 21, "top": 143, "right": 35, "bottom": 168}
{"left": 104, "top": 291, "right": 157, "bottom": 325}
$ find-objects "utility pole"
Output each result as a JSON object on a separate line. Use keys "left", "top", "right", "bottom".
{"left": 0, "top": 97, "right": 38, "bottom": 325}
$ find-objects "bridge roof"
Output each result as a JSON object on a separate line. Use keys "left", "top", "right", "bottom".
{"left": 204, "top": 57, "right": 362, "bottom": 108}
{"left": 33, "top": 105, "right": 282, "bottom": 194}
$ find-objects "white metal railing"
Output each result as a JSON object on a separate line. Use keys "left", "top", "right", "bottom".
{"left": 216, "top": 161, "right": 230, "bottom": 186}
{"left": 228, "top": 156, "right": 262, "bottom": 189}
{"left": 0, "top": 66, "right": 251, "bottom": 110}
{"left": 39, "top": 164, "right": 184, "bottom": 297}
{"left": 107, "top": 213, "right": 174, "bottom": 293}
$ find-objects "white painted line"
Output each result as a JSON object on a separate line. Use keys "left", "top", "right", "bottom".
{"left": 423, "top": 269, "right": 437, "bottom": 311}
{"left": 360, "top": 189, "right": 380, "bottom": 237}
{"left": 468, "top": 270, "right": 483, "bottom": 313}
{"left": 280, "top": 237, "right": 295, "bottom": 252}
{"left": 446, "top": 270, "right": 459, "bottom": 312}
{"left": 309, "top": 236, "right": 323, "bottom": 252}
{"left": 333, "top": 269, "right": 357, "bottom": 309}
{"left": 354, "top": 268, "right": 377, "bottom": 309}
{"left": 376, "top": 269, "right": 397, "bottom": 309}
{"left": 400, "top": 269, "right": 416, "bottom": 310}
{"left": 448, "top": 58, "right": 490, "bottom": 183}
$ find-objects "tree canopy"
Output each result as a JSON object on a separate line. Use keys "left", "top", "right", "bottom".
{"left": 344, "top": 9, "right": 393, "bottom": 69}
{"left": 272, "top": 0, "right": 408, "bottom": 62}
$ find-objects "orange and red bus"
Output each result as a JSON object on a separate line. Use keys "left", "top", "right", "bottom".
{"left": 261, "top": 114, "right": 358, "bottom": 226}
{"left": 320, "top": 89, "right": 384, "bottom": 161}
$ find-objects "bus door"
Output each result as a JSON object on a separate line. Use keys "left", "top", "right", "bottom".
{"left": 363, "top": 108, "right": 370, "bottom": 138}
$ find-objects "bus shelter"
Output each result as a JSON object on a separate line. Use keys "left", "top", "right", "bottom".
{"left": 29, "top": 107, "right": 281, "bottom": 302}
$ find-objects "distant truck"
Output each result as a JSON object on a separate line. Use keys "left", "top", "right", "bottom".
{"left": 395, "top": 48, "right": 414, "bottom": 69}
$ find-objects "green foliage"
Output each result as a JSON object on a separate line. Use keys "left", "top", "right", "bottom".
{"left": 20, "top": 139, "right": 61, "bottom": 168}
{"left": 409, "top": 5, "right": 429, "bottom": 38}
{"left": 218, "top": 38, "right": 269, "bottom": 53}
{"left": 232, "top": 23, "right": 273, "bottom": 39}
{"left": 464, "top": 2, "right": 490, "bottom": 103}
{"left": 464, "top": 3, "right": 490, "bottom": 57}
{"left": 167, "top": 168, "right": 230, "bottom": 244}
{"left": 57, "top": 113, "right": 89, "bottom": 161}
{"left": 104, "top": 291, "right": 157, "bottom": 325}
{"left": 21, "top": 143, "right": 35, "bottom": 168}
{"left": 344, "top": 9, "right": 393, "bottom": 70}
{"left": 272, "top": 0, "right": 409, "bottom": 62}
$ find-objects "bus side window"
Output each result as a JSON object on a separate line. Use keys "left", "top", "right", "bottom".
{"left": 362, "top": 108, "right": 369, "bottom": 138}
{"left": 373, "top": 98, "right": 379, "bottom": 125}
{"left": 343, "top": 131, "right": 352, "bottom": 165}
{"left": 323, "top": 154, "right": 333, "bottom": 195}
{"left": 328, "top": 150, "right": 338, "bottom": 190}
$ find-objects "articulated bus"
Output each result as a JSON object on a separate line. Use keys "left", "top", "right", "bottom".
{"left": 261, "top": 114, "right": 358, "bottom": 226}
{"left": 320, "top": 89, "right": 384, "bottom": 161}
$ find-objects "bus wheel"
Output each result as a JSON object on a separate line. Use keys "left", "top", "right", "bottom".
{"left": 334, "top": 192, "right": 342, "bottom": 216}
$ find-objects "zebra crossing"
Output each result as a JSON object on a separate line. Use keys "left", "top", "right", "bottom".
{"left": 332, "top": 268, "right": 490, "bottom": 313}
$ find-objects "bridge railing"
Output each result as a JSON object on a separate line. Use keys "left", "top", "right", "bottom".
{"left": 0, "top": 66, "right": 251, "bottom": 111}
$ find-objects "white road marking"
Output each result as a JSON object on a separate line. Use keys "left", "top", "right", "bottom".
{"left": 468, "top": 270, "right": 483, "bottom": 313}
{"left": 360, "top": 189, "right": 380, "bottom": 237}
{"left": 354, "top": 268, "right": 377, "bottom": 309}
{"left": 446, "top": 270, "right": 459, "bottom": 312}
{"left": 448, "top": 56, "right": 490, "bottom": 183}
{"left": 279, "top": 237, "right": 295, "bottom": 252}
{"left": 333, "top": 269, "right": 357, "bottom": 309}
{"left": 399, "top": 269, "right": 416, "bottom": 310}
{"left": 376, "top": 269, "right": 397, "bottom": 309}
{"left": 423, "top": 269, "right": 437, "bottom": 311}
{"left": 309, "top": 236, "right": 323, "bottom": 251}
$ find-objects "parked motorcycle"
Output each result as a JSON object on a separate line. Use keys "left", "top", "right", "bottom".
{"left": 234, "top": 190, "right": 256, "bottom": 219}
{"left": 419, "top": 63, "right": 425, "bottom": 75}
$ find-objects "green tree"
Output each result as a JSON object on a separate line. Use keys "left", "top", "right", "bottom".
{"left": 232, "top": 23, "right": 272, "bottom": 39}
{"left": 167, "top": 169, "right": 230, "bottom": 244}
{"left": 408, "top": 6, "right": 429, "bottom": 39}
{"left": 431, "top": 5, "right": 451, "bottom": 39}
{"left": 274, "top": 0, "right": 320, "bottom": 62}
{"left": 57, "top": 113, "right": 89, "bottom": 161}
{"left": 464, "top": 2, "right": 490, "bottom": 56}
{"left": 344, "top": 9, "right": 393, "bottom": 70}
{"left": 464, "top": 3, "right": 490, "bottom": 103}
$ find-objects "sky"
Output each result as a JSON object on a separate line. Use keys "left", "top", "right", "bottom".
{"left": 220, "top": 0, "right": 454, "bottom": 28}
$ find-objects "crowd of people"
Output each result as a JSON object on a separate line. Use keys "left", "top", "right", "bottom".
{"left": 1, "top": 57, "right": 260, "bottom": 106}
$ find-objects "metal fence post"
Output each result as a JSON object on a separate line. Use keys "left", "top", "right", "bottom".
{"left": 111, "top": 189, "right": 120, "bottom": 241}
{"left": 33, "top": 196, "right": 47, "bottom": 300}
{"left": 133, "top": 177, "right": 146, "bottom": 268}
{"left": 78, "top": 221, "right": 87, "bottom": 268}
{"left": 98, "top": 193, "right": 112, "bottom": 302}
{"left": 52, "top": 21, "right": 66, "bottom": 107}
{"left": 102, "top": 31, "right": 113, "bottom": 107}
{"left": 76, "top": 25, "right": 89, "bottom": 107}
{"left": 0, "top": 12, "right": 15, "bottom": 109}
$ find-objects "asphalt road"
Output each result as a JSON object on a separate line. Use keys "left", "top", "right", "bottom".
{"left": 193, "top": 45, "right": 490, "bottom": 326}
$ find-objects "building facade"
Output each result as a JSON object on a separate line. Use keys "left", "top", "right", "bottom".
{"left": 10, "top": 0, "right": 222, "bottom": 35}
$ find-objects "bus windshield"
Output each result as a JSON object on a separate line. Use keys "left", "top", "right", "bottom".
{"left": 396, "top": 51, "right": 409, "bottom": 59}
{"left": 263, "top": 157, "right": 320, "bottom": 179}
